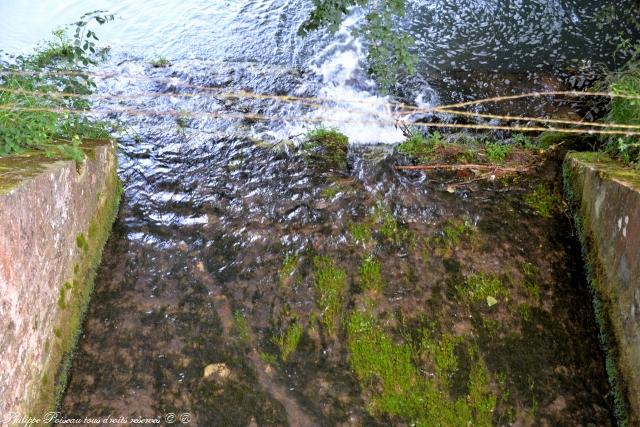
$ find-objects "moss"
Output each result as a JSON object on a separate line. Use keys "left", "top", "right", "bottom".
{"left": 348, "top": 222, "right": 372, "bottom": 245}
{"left": 374, "top": 203, "right": 412, "bottom": 246}
{"left": 75, "top": 233, "right": 88, "bottom": 251}
{"left": 347, "top": 309, "right": 500, "bottom": 425}
{"left": 278, "top": 254, "right": 299, "bottom": 287}
{"left": 520, "top": 262, "right": 541, "bottom": 301}
{"left": 524, "top": 184, "right": 562, "bottom": 218}
{"left": 358, "top": 255, "right": 382, "bottom": 292}
{"left": 396, "top": 131, "right": 442, "bottom": 162}
{"left": 320, "top": 184, "right": 341, "bottom": 199}
{"left": 301, "top": 128, "right": 349, "bottom": 170}
{"left": 313, "top": 256, "right": 348, "bottom": 336}
{"left": 0, "top": 155, "right": 51, "bottom": 196}
{"left": 233, "top": 311, "right": 251, "bottom": 345}
{"left": 538, "top": 131, "right": 576, "bottom": 148}
{"left": 484, "top": 143, "right": 512, "bottom": 163}
{"left": 457, "top": 273, "right": 508, "bottom": 306}
{"left": 30, "top": 148, "right": 122, "bottom": 417}
{"left": 467, "top": 348, "right": 498, "bottom": 425}
{"left": 568, "top": 151, "right": 640, "bottom": 189}
{"left": 428, "top": 218, "right": 475, "bottom": 257}
{"left": 259, "top": 351, "right": 278, "bottom": 365}
{"left": 273, "top": 322, "right": 304, "bottom": 362}
{"left": 150, "top": 56, "right": 170, "bottom": 68}
{"left": 442, "top": 219, "right": 474, "bottom": 246}
{"left": 57, "top": 282, "right": 72, "bottom": 310}
{"left": 87, "top": 223, "right": 98, "bottom": 239}
{"left": 419, "top": 332, "right": 463, "bottom": 384}
{"left": 481, "top": 317, "right": 502, "bottom": 338}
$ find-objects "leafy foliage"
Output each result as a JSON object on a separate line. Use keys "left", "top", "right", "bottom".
{"left": 0, "top": 11, "right": 114, "bottom": 160}
{"left": 603, "top": 59, "right": 640, "bottom": 166}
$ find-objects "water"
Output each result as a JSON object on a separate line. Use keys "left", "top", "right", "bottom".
{"left": 2, "top": 0, "right": 637, "bottom": 424}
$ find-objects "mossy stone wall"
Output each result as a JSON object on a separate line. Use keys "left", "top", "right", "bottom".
{"left": 564, "top": 152, "right": 640, "bottom": 423}
{"left": 0, "top": 141, "right": 120, "bottom": 419}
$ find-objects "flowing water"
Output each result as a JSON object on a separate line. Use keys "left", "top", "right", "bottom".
{"left": 2, "top": 0, "right": 639, "bottom": 425}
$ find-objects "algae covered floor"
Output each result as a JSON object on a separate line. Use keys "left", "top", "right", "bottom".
{"left": 57, "top": 133, "right": 614, "bottom": 426}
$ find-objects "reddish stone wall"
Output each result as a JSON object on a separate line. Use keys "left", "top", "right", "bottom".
{"left": 0, "top": 141, "right": 119, "bottom": 419}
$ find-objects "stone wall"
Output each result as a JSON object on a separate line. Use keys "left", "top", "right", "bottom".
{"left": 564, "top": 152, "right": 640, "bottom": 423}
{"left": 0, "top": 141, "right": 120, "bottom": 420}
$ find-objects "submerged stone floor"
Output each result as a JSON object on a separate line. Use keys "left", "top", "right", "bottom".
{"left": 59, "top": 139, "right": 613, "bottom": 426}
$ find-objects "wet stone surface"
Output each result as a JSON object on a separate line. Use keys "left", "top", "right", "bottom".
{"left": 60, "top": 126, "right": 614, "bottom": 425}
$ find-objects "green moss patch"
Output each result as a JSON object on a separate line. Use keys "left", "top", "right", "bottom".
{"left": 358, "top": 255, "right": 382, "bottom": 292}
{"left": 524, "top": 184, "right": 562, "bottom": 218}
{"left": 301, "top": 128, "right": 349, "bottom": 170}
{"left": 273, "top": 322, "right": 304, "bottom": 362}
{"left": 457, "top": 273, "right": 508, "bottom": 306}
{"left": 347, "top": 309, "right": 500, "bottom": 426}
{"left": 313, "top": 256, "right": 349, "bottom": 336}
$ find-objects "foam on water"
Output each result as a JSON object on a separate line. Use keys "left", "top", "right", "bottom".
{"left": 303, "top": 12, "right": 409, "bottom": 145}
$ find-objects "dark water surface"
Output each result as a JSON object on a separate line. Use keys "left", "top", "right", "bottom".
{"left": 2, "top": 0, "right": 638, "bottom": 425}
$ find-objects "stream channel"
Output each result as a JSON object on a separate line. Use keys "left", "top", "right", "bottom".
{"left": 2, "top": 0, "right": 639, "bottom": 425}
